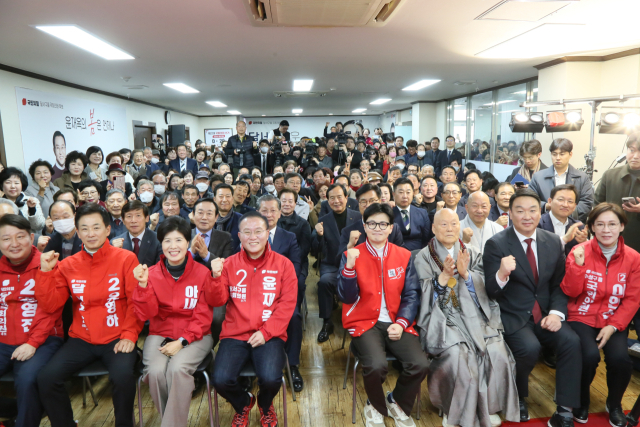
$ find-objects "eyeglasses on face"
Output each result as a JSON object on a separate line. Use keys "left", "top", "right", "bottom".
{"left": 443, "top": 190, "right": 461, "bottom": 196}
{"left": 365, "top": 221, "right": 390, "bottom": 230}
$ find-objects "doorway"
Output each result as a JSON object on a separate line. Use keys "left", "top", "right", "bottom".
{"left": 132, "top": 122, "right": 157, "bottom": 150}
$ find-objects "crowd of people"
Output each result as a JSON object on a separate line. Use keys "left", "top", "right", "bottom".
{"left": 0, "top": 118, "right": 639, "bottom": 427}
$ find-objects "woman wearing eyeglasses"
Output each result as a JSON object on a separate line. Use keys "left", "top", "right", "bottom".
{"left": 336, "top": 202, "right": 427, "bottom": 427}
{"left": 560, "top": 203, "right": 640, "bottom": 427}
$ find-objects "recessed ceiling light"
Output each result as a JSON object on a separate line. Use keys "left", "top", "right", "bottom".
{"left": 293, "top": 80, "right": 313, "bottom": 92}
{"left": 163, "top": 83, "right": 199, "bottom": 94}
{"left": 262, "top": 115, "right": 266, "bottom": 117}
{"left": 329, "top": 113, "right": 333, "bottom": 115}
{"left": 35, "top": 25, "right": 134, "bottom": 60}
{"left": 206, "top": 101, "right": 227, "bottom": 108}
{"left": 370, "top": 98, "right": 392, "bottom": 105}
{"left": 352, "top": 108, "right": 367, "bottom": 113}
{"left": 402, "top": 79, "right": 441, "bottom": 91}
{"left": 227, "top": 110, "right": 241, "bottom": 115}
{"left": 292, "top": 109, "right": 303, "bottom": 114}
{"left": 295, "top": 114, "right": 300, "bottom": 116}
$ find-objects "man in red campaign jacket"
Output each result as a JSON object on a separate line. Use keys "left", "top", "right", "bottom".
{"left": 208, "top": 211, "right": 296, "bottom": 427}
{"left": 35, "top": 203, "right": 144, "bottom": 427}
{"left": 0, "top": 214, "right": 63, "bottom": 427}
{"left": 337, "top": 203, "right": 427, "bottom": 427}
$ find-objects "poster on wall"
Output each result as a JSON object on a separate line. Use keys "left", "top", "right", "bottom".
{"left": 204, "top": 128, "right": 233, "bottom": 147}
{"left": 244, "top": 116, "right": 381, "bottom": 143}
{"left": 14, "top": 87, "right": 128, "bottom": 177}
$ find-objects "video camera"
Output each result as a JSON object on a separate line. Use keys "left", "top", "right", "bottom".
{"left": 305, "top": 142, "right": 318, "bottom": 157}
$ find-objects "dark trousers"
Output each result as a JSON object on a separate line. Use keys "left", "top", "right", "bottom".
{"left": 213, "top": 338, "right": 285, "bottom": 413}
{"left": 285, "top": 276, "right": 306, "bottom": 366}
{"left": 569, "top": 321, "right": 632, "bottom": 409}
{"left": 504, "top": 318, "right": 581, "bottom": 408}
{"left": 37, "top": 338, "right": 138, "bottom": 427}
{"left": 0, "top": 336, "right": 63, "bottom": 427}
{"left": 211, "top": 304, "right": 227, "bottom": 348}
{"left": 317, "top": 264, "right": 338, "bottom": 319}
{"left": 351, "top": 322, "right": 428, "bottom": 417}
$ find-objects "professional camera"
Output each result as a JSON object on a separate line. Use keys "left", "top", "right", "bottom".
{"left": 305, "top": 142, "right": 318, "bottom": 157}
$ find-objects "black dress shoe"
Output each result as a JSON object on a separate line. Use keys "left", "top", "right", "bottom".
{"left": 519, "top": 399, "right": 530, "bottom": 422}
{"left": 542, "top": 347, "right": 557, "bottom": 369}
{"left": 548, "top": 412, "right": 574, "bottom": 427}
{"left": 317, "top": 321, "right": 334, "bottom": 343}
{"left": 572, "top": 407, "right": 588, "bottom": 424}
{"left": 290, "top": 365, "right": 304, "bottom": 392}
{"left": 607, "top": 402, "right": 627, "bottom": 427}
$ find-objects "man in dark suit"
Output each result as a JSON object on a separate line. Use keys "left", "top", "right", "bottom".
{"left": 489, "top": 182, "right": 514, "bottom": 229}
{"left": 105, "top": 189, "right": 127, "bottom": 239}
{"left": 189, "top": 198, "right": 234, "bottom": 348}
{"left": 257, "top": 194, "right": 306, "bottom": 391}
{"left": 312, "top": 184, "right": 361, "bottom": 343}
{"left": 169, "top": 144, "right": 198, "bottom": 174}
{"left": 537, "top": 184, "right": 588, "bottom": 257}
{"left": 213, "top": 184, "right": 242, "bottom": 253}
{"left": 114, "top": 201, "right": 162, "bottom": 267}
{"left": 441, "top": 182, "right": 467, "bottom": 220}
{"left": 391, "top": 178, "right": 433, "bottom": 251}
{"left": 434, "top": 135, "right": 463, "bottom": 177}
{"left": 318, "top": 174, "right": 359, "bottom": 217}
{"left": 253, "top": 139, "right": 276, "bottom": 175}
{"left": 483, "top": 189, "right": 581, "bottom": 427}
{"left": 339, "top": 184, "right": 404, "bottom": 256}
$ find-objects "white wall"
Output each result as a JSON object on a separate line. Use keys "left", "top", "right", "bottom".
{"left": 537, "top": 55, "right": 640, "bottom": 182}
{"left": 0, "top": 70, "right": 201, "bottom": 169}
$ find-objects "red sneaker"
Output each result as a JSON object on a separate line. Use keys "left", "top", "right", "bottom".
{"left": 232, "top": 393, "right": 256, "bottom": 427}
{"left": 259, "top": 404, "right": 278, "bottom": 427}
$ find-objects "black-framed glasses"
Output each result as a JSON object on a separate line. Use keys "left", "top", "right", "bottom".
{"left": 365, "top": 221, "right": 390, "bottom": 230}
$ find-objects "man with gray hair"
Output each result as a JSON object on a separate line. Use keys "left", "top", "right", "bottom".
{"left": 460, "top": 191, "right": 505, "bottom": 253}
{"left": 256, "top": 194, "right": 306, "bottom": 391}
{"left": 105, "top": 188, "right": 127, "bottom": 239}
{"left": 0, "top": 199, "right": 19, "bottom": 217}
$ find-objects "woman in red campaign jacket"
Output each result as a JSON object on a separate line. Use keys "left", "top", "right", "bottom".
{"left": 336, "top": 203, "right": 427, "bottom": 427}
{"left": 0, "top": 214, "right": 63, "bottom": 427}
{"left": 35, "top": 203, "right": 144, "bottom": 427}
{"left": 132, "top": 217, "right": 225, "bottom": 427}
{"left": 560, "top": 203, "right": 640, "bottom": 426}
{"left": 208, "top": 211, "right": 296, "bottom": 427}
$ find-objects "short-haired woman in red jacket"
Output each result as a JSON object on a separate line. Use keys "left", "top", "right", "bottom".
{"left": 132, "top": 216, "right": 225, "bottom": 427}
{"left": 561, "top": 203, "right": 640, "bottom": 427}
{"left": 0, "top": 214, "right": 63, "bottom": 427}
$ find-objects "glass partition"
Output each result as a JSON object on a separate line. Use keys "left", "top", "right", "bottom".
{"left": 492, "top": 83, "right": 528, "bottom": 180}
{"left": 469, "top": 91, "right": 494, "bottom": 174}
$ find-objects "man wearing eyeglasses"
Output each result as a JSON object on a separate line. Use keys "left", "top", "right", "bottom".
{"left": 434, "top": 135, "right": 463, "bottom": 177}
{"left": 392, "top": 178, "right": 433, "bottom": 252}
{"left": 440, "top": 182, "right": 467, "bottom": 220}
{"left": 339, "top": 184, "right": 404, "bottom": 257}
{"left": 337, "top": 202, "right": 427, "bottom": 427}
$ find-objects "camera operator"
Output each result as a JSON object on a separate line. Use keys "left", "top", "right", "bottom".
{"left": 224, "top": 120, "right": 257, "bottom": 175}
{"left": 269, "top": 120, "right": 291, "bottom": 143}
{"left": 306, "top": 143, "right": 333, "bottom": 170}
{"left": 332, "top": 136, "right": 362, "bottom": 169}
{"left": 253, "top": 139, "right": 276, "bottom": 175}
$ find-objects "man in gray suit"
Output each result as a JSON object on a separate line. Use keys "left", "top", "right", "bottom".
{"left": 189, "top": 197, "right": 234, "bottom": 346}
{"left": 112, "top": 200, "right": 162, "bottom": 267}
{"left": 529, "top": 138, "right": 594, "bottom": 222}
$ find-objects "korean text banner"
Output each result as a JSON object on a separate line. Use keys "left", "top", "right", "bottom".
{"left": 204, "top": 128, "right": 233, "bottom": 147}
{"left": 15, "top": 87, "right": 128, "bottom": 171}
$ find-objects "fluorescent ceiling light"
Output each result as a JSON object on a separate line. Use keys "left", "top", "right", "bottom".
{"left": 35, "top": 25, "right": 134, "bottom": 60}
{"left": 227, "top": 110, "right": 241, "bottom": 115}
{"left": 206, "top": 101, "right": 227, "bottom": 108}
{"left": 164, "top": 83, "right": 199, "bottom": 94}
{"left": 262, "top": 115, "right": 266, "bottom": 117}
{"left": 329, "top": 113, "right": 333, "bottom": 115}
{"left": 402, "top": 79, "right": 441, "bottom": 91}
{"left": 352, "top": 108, "right": 367, "bottom": 113}
{"left": 370, "top": 98, "right": 391, "bottom": 105}
{"left": 292, "top": 109, "right": 303, "bottom": 114}
{"left": 293, "top": 80, "right": 313, "bottom": 92}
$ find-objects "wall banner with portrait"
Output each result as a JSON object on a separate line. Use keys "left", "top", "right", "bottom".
{"left": 14, "top": 87, "right": 127, "bottom": 175}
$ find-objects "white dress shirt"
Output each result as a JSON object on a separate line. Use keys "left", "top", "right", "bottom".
{"left": 269, "top": 227, "right": 276, "bottom": 244}
{"left": 129, "top": 229, "right": 145, "bottom": 242}
{"left": 554, "top": 167, "right": 568, "bottom": 186}
{"left": 495, "top": 228, "right": 565, "bottom": 320}
{"left": 549, "top": 211, "right": 569, "bottom": 248}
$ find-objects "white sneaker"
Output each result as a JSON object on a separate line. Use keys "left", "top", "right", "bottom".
{"left": 364, "top": 402, "right": 386, "bottom": 427}
{"left": 385, "top": 392, "right": 416, "bottom": 427}
{"left": 490, "top": 414, "right": 502, "bottom": 427}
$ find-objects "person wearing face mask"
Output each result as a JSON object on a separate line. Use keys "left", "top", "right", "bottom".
{"left": 434, "top": 135, "right": 463, "bottom": 177}
{"left": 262, "top": 175, "right": 277, "bottom": 197}
{"left": 193, "top": 172, "right": 213, "bottom": 199}
{"left": 253, "top": 139, "right": 275, "bottom": 175}
{"left": 151, "top": 171, "right": 168, "bottom": 198}
{"left": 415, "top": 143, "right": 433, "bottom": 168}
{"left": 136, "top": 179, "right": 162, "bottom": 215}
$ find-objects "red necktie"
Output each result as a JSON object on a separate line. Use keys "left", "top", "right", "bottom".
{"left": 115, "top": 219, "right": 122, "bottom": 226}
{"left": 132, "top": 238, "right": 140, "bottom": 256}
{"left": 525, "top": 238, "right": 542, "bottom": 323}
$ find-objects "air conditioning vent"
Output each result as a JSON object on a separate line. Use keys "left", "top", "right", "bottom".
{"left": 123, "top": 85, "right": 148, "bottom": 90}
{"left": 244, "top": 0, "right": 407, "bottom": 27}
{"left": 273, "top": 91, "right": 328, "bottom": 98}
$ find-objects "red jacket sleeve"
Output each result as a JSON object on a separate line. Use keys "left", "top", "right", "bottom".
{"left": 27, "top": 301, "right": 63, "bottom": 348}
{"left": 259, "top": 259, "right": 297, "bottom": 342}
{"left": 204, "top": 270, "right": 229, "bottom": 308}
{"left": 181, "top": 290, "right": 214, "bottom": 344}
{"left": 132, "top": 284, "right": 159, "bottom": 322}
{"left": 608, "top": 257, "right": 640, "bottom": 331}
{"left": 120, "top": 256, "right": 145, "bottom": 343}
{"left": 35, "top": 266, "right": 70, "bottom": 315}
{"left": 560, "top": 250, "right": 587, "bottom": 298}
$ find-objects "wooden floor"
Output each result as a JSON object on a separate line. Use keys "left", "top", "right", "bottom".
{"left": 3, "top": 257, "right": 638, "bottom": 426}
